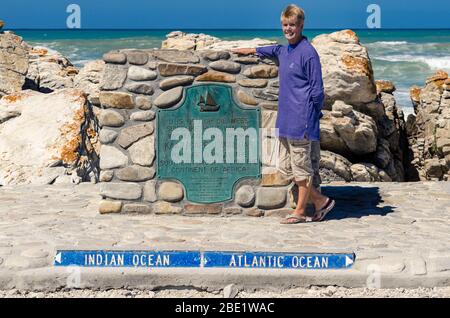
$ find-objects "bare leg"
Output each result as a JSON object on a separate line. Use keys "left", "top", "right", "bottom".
{"left": 292, "top": 179, "right": 312, "bottom": 216}
{"left": 294, "top": 178, "right": 329, "bottom": 214}
{"left": 309, "top": 186, "right": 329, "bottom": 212}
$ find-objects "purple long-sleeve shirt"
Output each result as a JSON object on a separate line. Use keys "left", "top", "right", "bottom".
{"left": 256, "top": 36, "right": 324, "bottom": 141}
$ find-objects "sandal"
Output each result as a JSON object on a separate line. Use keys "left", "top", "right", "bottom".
{"left": 280, "top": 214, "right": 313, "bottom": 224}
{"left": 313, "top": 198, "right": 335, "bottom": 222}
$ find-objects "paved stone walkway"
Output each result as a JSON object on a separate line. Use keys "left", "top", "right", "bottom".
{"left": 0, "top": 181, "right": 449, "bottom": 291}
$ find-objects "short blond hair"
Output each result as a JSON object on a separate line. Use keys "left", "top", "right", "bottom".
{"left": 281, "top": 4, "right": 305, "bottom": 25}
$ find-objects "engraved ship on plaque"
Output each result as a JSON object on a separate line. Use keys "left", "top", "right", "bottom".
{"left": 197, "top": 91, "right": 219, "bottom": 112}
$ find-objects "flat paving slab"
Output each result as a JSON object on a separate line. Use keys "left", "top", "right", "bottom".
{"left": 0, "top": 181, "right": 449, "bottom": 291}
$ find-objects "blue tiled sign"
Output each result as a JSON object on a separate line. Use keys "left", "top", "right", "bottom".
{"left": 54, "top": 250, "right": 201, "bottom": 268}
{"left": 203, "top": 251, "right": 355, "bottom": 269}
{"left": 54, "top": 250, "right": 355, "bottom": 269}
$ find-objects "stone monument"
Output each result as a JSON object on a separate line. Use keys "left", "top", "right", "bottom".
{"left": 97, "top": 49, "right": 293, "bottom": 216}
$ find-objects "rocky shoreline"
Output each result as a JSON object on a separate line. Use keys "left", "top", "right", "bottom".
{"left": 0, "top": 26, "right": 449, "bottom": 187}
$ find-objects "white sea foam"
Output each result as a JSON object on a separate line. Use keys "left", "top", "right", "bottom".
{"left": 394, "top": 90, "right": 412, "bottom": 98}
{"left": 371, "top": 41, "right": 409, "bottom": 46}
{"left": 398, "top": 105, "right": 414, "bottom": 118}
{"left": 374, "top": 54, "right": 450, "bottom": 70}
{"left": 393, "top": 90, "right": 414, "bottom": 117}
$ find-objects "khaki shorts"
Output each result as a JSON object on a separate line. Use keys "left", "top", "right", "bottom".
{"left": 278, "top": 137, "right": 314, "bottom": 183}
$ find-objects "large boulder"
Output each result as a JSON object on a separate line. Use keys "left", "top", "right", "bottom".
{"left": 0, "top": 31, "right": 79, "bottom": 95}
{"left": 318, "top": 91, "right": 407, "bottom": 181}
{"left": 162, "top": 31, "right": 221, "bottom": 50}
{"left": 0, "top": 89, "right": 99, "bottom": 185}
{"left": 311, "top": 30, "right": 377, "bottom": 108}
{"left": 350, "top": 163, "right": 391, "bottom": 182}
{"left": 0, "top": 32, "right": 29, "bottom": 96}
{"left": 320, "top": 103, "right": 378, "bottom": 158}
{"left": 25, "top": 46, "right": 77, "bottom": 93}
{"left": 319, "top": 150, "right": 353, "bottom": 181}
{"left": 162, "top": 30, "right": 277, "bottom": 51}
{"left": 319, "top": 150, "right": 391, "bottom": 183}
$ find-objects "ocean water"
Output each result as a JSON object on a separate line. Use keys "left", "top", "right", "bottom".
{"left": 11, "top": 29, "right": 450, "bottom": 116}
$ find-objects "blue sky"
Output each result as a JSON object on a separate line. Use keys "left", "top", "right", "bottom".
{"left": 2, "top": 0, "right": 450, "bottom": 29}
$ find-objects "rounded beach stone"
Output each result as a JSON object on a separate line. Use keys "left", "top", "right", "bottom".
{"left": 99, "top": 170, "right": 114, "bottom": 182}
{"left": 98, "top": 109, "right": 125, "bottom": 127}
{"left": 128, "top": 136, "right": 155, "bottom": 166}
{"left": 233, "top": 57, "right": 260, "bottom": 64}
{"left": 100, "top": 182, "right": 142, "bottom": 200}
{"left": 243, "top": 65, "right": 278, "bottom": 78}
{"left": 201, "top": 51, "right": 230, "bottom": 61}
{"left": 99, "top": 146, "right": 128, "bottom": 170}
{"left": 99, "top": 92, "right": 135, "bottom": 109}
{"left": 159, "top": 76, "right": 194, "bottom": 90}
{"left": 143, "top": 180, "right": 157, "bottom": 202}
{"left": 158, "top": 182, "right": 184, "bottom": 202}
{"left": 238, "top": 79, "right": 268, "bottom": 88}
{"left": 100, "top": 64, "right": 128, "bottom": 90}
{"left": 128, "top": 66, "right": 157, "bottom": 81}
{"left": 235, "top": 185, "right": 255, "bottom": 207}
{"left": 125, "top": 83, "right": 154, "bottom": 95}
{"left": 209, "top": 60, "right": 241, "bottom": 74}
{"left": 237, "top": 90, "right": 258, "bottom": 106}
{"left": 152, "top": 50, "right": 200, "bottom": 64}
{"left": 99, "top": 128, "right": 118, "bottom": 144}
{"left": 103, "top": 52, "right": 127, "bottom": 64}
{"left": 146, "top": 61, "right": 158, "bottom": 70}
{"left": 195, "top": 70, "right": 236, "bottom": 83}
{"left": 126, "top": 51, "right": 149, "bottom": 65}
{"left": 223, "top": 207, "right": 242, "bottom": 215}
{"left": 158, "top": 63, "right": 207, "bottom": 76}
{"left": 136, "top": 96, "right": 152, "bottom": 110}
{"left": 244, "top": 207, "right": 265, "bottom": 217}
{"left": 184, "top": 204, "right": 222, "bottom": 215}
{"left": 116, "top": 165, "right": 155, "bottom": 182}
{"left": 261, "top": 169, "right": 291, "bottom": 187}
{"left": 99, "top": 200, "right": 123, "bottom": 214}
{"left": 130, "top": 110, "right": 156, "bottom": 121}
{"left": 116, "top": 123, "right": 154, "bottom": 149}
{"left": 252, "top": 89, "right": 278, "bottom": 101}
{"left": 153, "top": 202, "right": 182, "bottom": 214}
{"left": 154, "top": 86, "right": 183, "bottom": 109}
{"left": 122, "top": 204, "right": 152, "bottom": 214}
{"left": 265, "top": 87, "right": 279, "bottom": 95}
{"left": 256, "top": 188, "right": 286, "bottom": 209}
